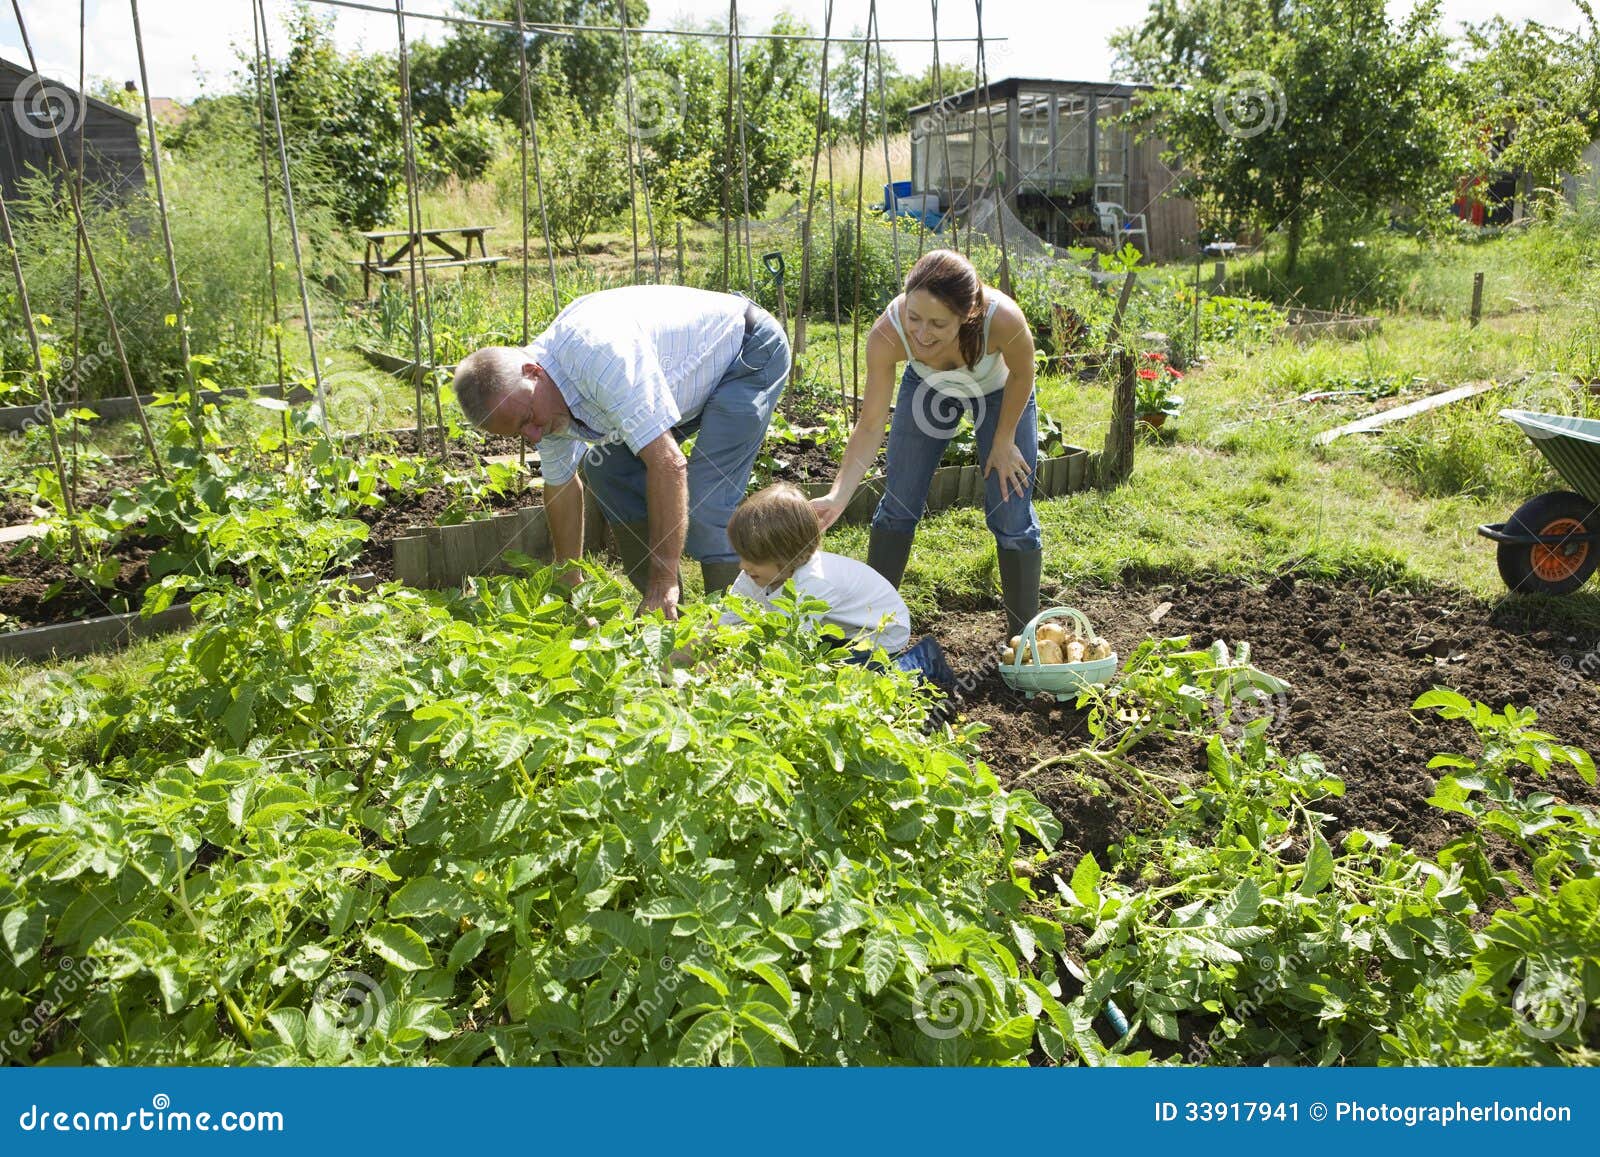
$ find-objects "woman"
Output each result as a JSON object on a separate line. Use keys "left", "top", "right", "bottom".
{"left": 812, "top": 248, "right": 1042, "bottom": 637}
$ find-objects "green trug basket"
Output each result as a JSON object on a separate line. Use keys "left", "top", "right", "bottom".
{"left": 999, "top": 607, "right": 1118, "bottom": 699}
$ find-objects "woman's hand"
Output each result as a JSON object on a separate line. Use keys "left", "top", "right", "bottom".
{"left": 984, "top": 436, "right": 1032, "bottom": 501}
{"left": 811, "top": 490, "right": 851, "bottom": 532}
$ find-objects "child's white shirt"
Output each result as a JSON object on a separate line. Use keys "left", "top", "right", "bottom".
{"left": 720, "top": 551, "right": 912, "bottom": 654}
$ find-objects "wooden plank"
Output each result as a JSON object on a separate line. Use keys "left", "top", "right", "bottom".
{"left": 1312, "top": 381, "right": 1498, "bottom": 446}
{"left": 1066, "top": 447, "right": 1089, "bottom": 491}
{"left": 393, "top": 534, "right": 431, "bottom": 587}
{"left": 372, "top": 257, "right": 506, "bottom": 275}
{"left": 0, "top": 522, "right": 42, "bottom": 544}
{"left": 0, "top": 383, "right": 311, "bottom": 432}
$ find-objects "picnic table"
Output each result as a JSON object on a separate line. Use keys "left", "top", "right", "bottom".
{"left": 350, "top": 225, "right": 505, "bottom": 297}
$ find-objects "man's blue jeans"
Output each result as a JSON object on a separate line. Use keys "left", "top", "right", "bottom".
{"left": 581, "top": 305, "right": 790, "bottom": 563}
{"left": 871, "top": 366, "right": 1042, "bottom": 550}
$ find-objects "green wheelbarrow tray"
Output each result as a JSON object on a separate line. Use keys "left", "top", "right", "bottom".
{"left": 1499, "top": 410, "right": 1600, "bottom": 502}
{"left": 1476, "top": 410, "right": 1600, "bottom": 595}
{"left": 999, "top": 607, "right": 1119, "bottom": 701}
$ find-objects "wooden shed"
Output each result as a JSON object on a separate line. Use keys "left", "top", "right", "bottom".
{"left": 908, "top": 77, "right": 1198, "bottom": 263}
{"left": 1, "top": 58, "right": 146, "bottom": 206}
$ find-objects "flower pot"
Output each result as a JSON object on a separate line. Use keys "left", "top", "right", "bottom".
{"left": 1137, "top": 412, "right": 1168, "bottom": 429}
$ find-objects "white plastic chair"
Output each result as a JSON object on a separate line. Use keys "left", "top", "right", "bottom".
{"left": 1094, "top": 202, "right": 1149, "bottom": 249}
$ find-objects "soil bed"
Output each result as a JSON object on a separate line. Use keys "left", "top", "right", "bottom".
{"left": 0, "top": 480, "right": 541, "bottom": 630}
{"left": 932, "top": 576, "right": 1600, "bottom": 867}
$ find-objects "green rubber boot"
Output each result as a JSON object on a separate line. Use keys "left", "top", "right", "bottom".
{"left": 998, "top": 548, "right": 1042, "bottom": 639}
{"left": 866, "top": 526, "right": 917, "bottom": 589}
{"left": 700, "top": 560, "right": 744, "bottom": 596}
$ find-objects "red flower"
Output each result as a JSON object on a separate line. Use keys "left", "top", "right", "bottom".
{"left": 1142, "top": 351, "right": 1166, "bottom": 361}
{"left": 1168, "top": 368, "right": 1185, "bottom": 379}
{"left": 1137, "top": 368, "right": 1159, "bottom": 380}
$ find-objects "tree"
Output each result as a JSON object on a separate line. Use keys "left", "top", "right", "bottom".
{"left": 630, "top": 15, "right": 818, "bottom": 221}
{"left": 408, "top": 1, "right": 649, "bottom": 129}
{"left": 267, "top": 5, "right": 404, "bottom": 230}
{"left": 1458, "top": 3, "right": 1600, "bottom": 214}
{"left": 1112, "top": 0, "right": 1463, "bottom": 272}
{"left": 887, "top": 62, "right": 978, "bottom": 135}
{"left": 534, "top": 93, "right": 630, "bottom": 254}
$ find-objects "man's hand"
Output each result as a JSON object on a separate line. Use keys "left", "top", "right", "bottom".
{"left": 638, "top": 579, "right": 680, "bottom": 620}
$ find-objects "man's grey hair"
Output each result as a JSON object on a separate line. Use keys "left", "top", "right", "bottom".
{"left": 452, "top": 346, "right": 530, "bottom": 428}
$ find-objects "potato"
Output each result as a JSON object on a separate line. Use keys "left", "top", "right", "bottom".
{"left": 1088, "top": 637, "right": 1113, "bottom": 660}
{"left": 1008, "top": 635, "right": 1022, "bottom": 651}
{"left": 1001, "top": 646, "right": 1016, "bottom": 664}
{"left": 1034, "top": 639, "right": 1064, "bottom": 665}
{"left": 1037, "top": 622, "right": 1067, "bottom": 646}
{"left": 1064, "top": 640, "right": 1086, "bottom": 663}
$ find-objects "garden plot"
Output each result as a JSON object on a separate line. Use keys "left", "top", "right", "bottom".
{"left": 937, "top": 576, "right": 1600, "bottom": 868}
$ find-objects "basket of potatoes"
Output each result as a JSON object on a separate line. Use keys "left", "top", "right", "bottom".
{"left": 999, "top": 607, "right": 1117, "bottom": 698}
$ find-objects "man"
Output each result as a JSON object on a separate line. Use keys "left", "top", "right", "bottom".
{"left": 452, "top": 284, "right": 790, "bottom": 619}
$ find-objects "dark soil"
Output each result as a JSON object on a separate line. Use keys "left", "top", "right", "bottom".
{"left": 0, "top": 459, "right": 157, "bottom": 527}
{"left": 1, "top": 429, "right": 539, "bottom": 531}
{"left": 0, "top": 480, "right": 542, "bottom": 630}
{"left": 930, "top": 575, "right": 1600, "bottom": 867}
{"left": 0, "top": 535, "right": 165, "bottom": 627}
{"left": 351, "top": 481, "right": 542, "bottom": 582}
{"left": 760, "top": 440, "right": 840, "bottom": 485}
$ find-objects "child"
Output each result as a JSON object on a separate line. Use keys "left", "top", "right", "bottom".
{"left": 721, "top": 483, "right": 955, "bottom": 687}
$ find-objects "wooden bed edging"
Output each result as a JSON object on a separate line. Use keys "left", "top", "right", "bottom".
{"left": 0, "top": 383, "right": 312, "bottom": 432}
{"left": 390, "top": 448, "right": 1092, "bottom": 590}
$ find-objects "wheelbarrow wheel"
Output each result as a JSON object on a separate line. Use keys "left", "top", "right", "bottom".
{"left": 1496, "top": 490, "right": 1600, "bottom": 595}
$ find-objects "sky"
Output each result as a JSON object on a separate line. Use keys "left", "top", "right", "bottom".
{"left": 0, "top": 0, "right": 1592, "bottom": 104}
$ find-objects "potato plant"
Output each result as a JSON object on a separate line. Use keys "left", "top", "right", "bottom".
{"left": 0, "top": 543, "right": 1073, "bottom": 1065}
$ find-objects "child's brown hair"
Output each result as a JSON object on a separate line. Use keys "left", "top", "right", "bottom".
{"left": 726, "top": 483, "right": 822, "bottom": 580}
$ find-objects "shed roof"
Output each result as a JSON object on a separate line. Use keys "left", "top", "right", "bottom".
{"left": 0, "top": 57, "right": 141, "bottom": 125}
{"left": 907, "top": 76, "right": 1154, "bottom": 116}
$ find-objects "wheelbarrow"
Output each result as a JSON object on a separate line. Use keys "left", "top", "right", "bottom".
{"left": 1478, "top": 409, "right": 1600, "bottom": 594}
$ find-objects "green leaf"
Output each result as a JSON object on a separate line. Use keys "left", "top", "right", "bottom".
{"left": 388, "top": 878, "right": 472, "bottom": 920}
{"left": 364, "top": 922, "right": 434, "bottom": 972}
{"left": 1412, "top": 688, "right": 1473, "bottom": 717}
{"left": 446, "top": 927, "right": 489, "bottom": 972}
{"left": 748, "top": 963, "right": 794, "bottom": 1009}
{"left": 862, "top": 928, "right": 898, "bottom": 995}
{"left": 1299, "top": 827, "right": 1334, "bottom": 897}
{"left": 674, "top": 1010, "right": 735, "bottom": 1066}
{"left": 738, "top": 1001, "right": 798, "bottom": 1052}
{"left": 1070, "top": 853, "right": 1102, "bottom": 908}
{"left": 680, "top": 961, "right": 730, "bottom": 997}
{"left": 638, "top": 897, "right": 698, "bottom": 921}
{"left": 1215, "top": 878, "right": 1261, "bottom": 927}
{"left": 2, "top": 905, "right": 44, "bottom": 967}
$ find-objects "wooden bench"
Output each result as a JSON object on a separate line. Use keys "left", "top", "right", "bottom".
{"left": 351, "top": 225, "right": 505, "bottom": 297}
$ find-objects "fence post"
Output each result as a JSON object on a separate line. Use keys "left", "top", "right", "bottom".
{"left": 1105, "top": 271, "right": 1137, "bottom": 358}
{"left": 1470, "top": 271, "right": 1484, "bottom": 328}
{"left": 1096, "top": 347, "right": 1137, "bottom": 489}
